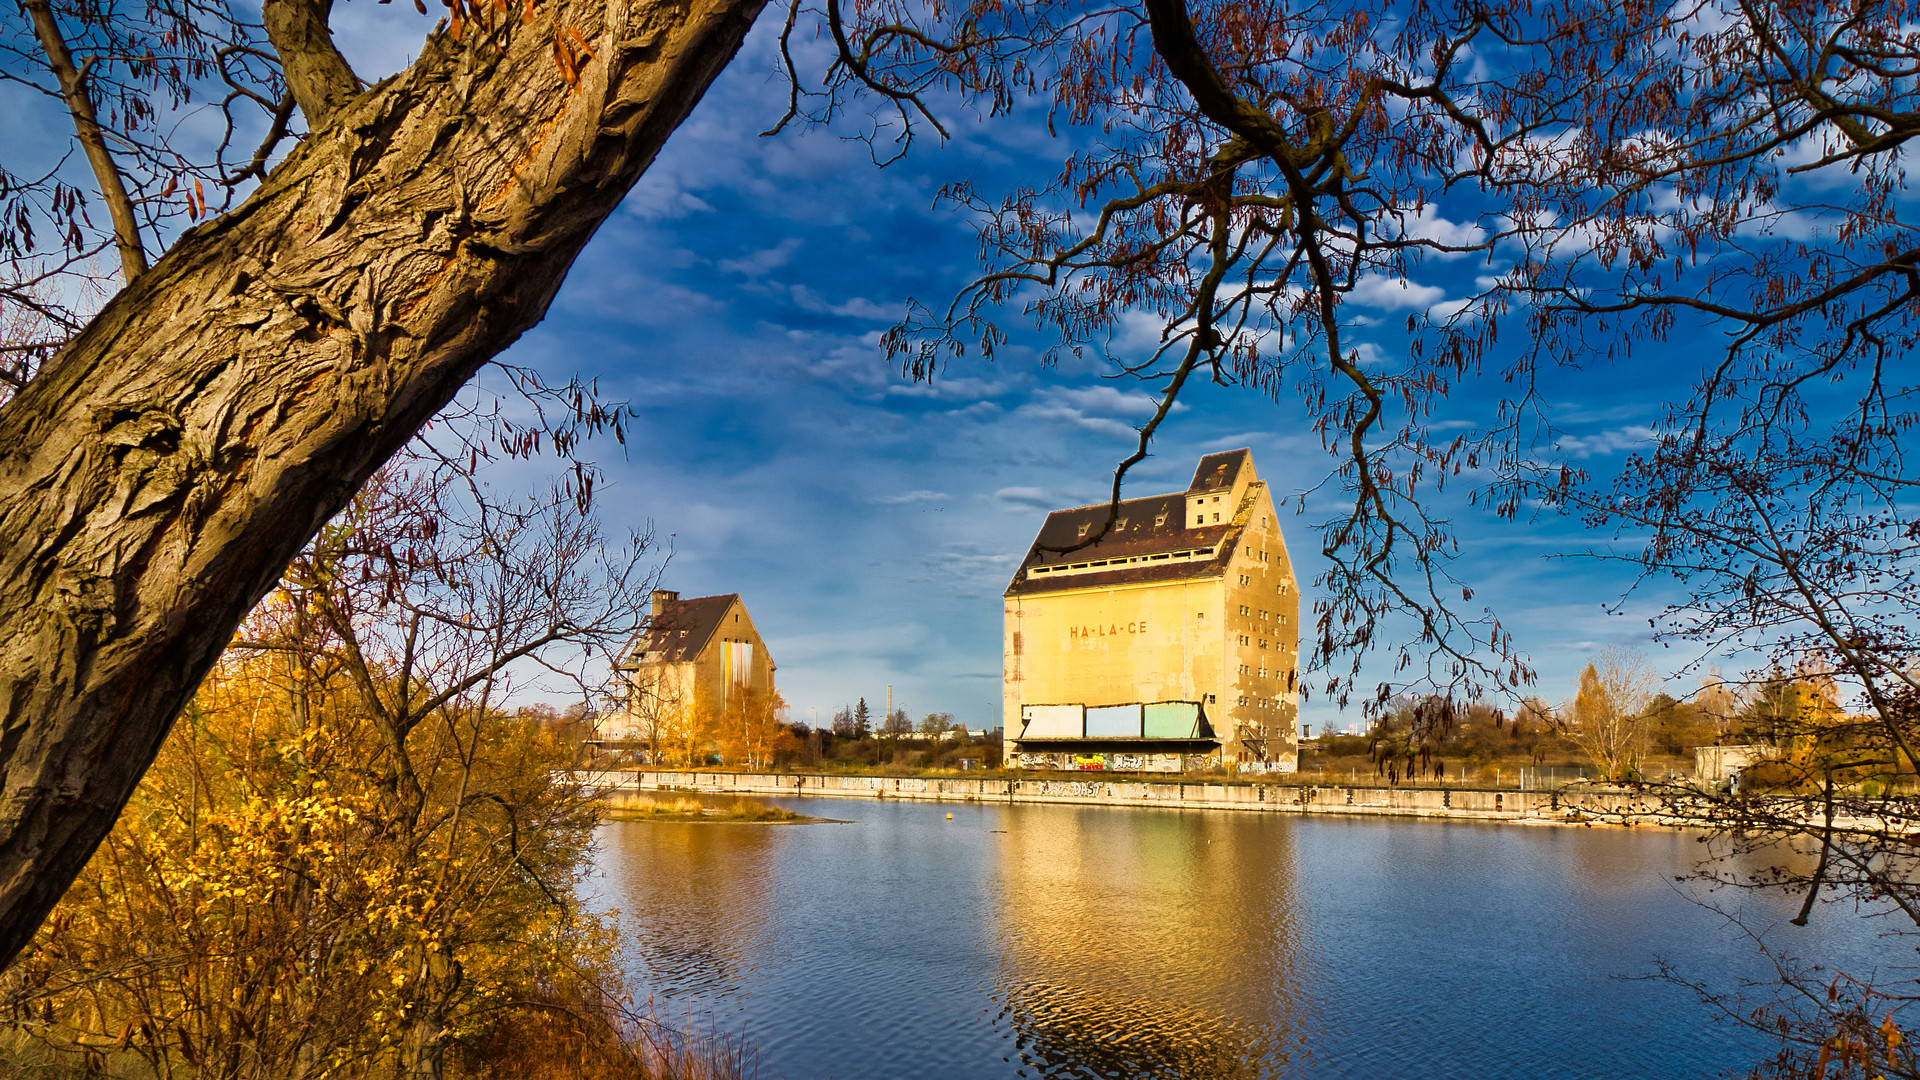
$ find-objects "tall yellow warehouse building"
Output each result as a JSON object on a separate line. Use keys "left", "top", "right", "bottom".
{"left": 1003, "top": 449, "right": 1299, "bottom": 772}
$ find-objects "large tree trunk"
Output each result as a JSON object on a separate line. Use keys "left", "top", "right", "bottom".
{"left": 0, "top": 0, "right": 766, "bottom": 968}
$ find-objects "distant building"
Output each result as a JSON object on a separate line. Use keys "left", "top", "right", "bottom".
{"left": 1002, "top": 449, "right": 1300, "bottom": 772}
{"left": 614, "top": 590, "right": 776, "bottom": 746}
{"left": 1694, "top": 744, "right": 1774, "bottom": 785}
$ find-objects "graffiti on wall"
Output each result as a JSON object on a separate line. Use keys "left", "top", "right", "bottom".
{"left": 1036, "top": 781, "right": 1104, "bottom": 797}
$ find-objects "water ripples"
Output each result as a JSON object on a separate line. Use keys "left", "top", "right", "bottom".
{"left": 584, "top": 798, "right": 1895, "bottom": 1080}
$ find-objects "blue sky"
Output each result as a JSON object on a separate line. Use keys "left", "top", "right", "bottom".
{"left": 446, "top": 15, "right": 1702, "bottom": 732}
{"left": 0, "top": 4, "right": 1722, "bottom": 732}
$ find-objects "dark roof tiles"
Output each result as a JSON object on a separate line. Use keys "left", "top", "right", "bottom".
{"left": 1004, "top": 496, "right": 1245, "bottom": 597}
{"left": 631, "top": 593, "right": 737, "bottom": 663}
{"left": 1188, "top": 448, "right": 1252, "bottom": 493}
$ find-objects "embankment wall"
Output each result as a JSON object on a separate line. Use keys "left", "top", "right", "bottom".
{"left": 584, "top": 770, "right": 1696, "bottom": 826}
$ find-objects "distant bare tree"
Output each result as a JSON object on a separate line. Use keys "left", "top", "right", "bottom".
{"left": 1565, "top": 649, "right": 1655, "bottom": 782}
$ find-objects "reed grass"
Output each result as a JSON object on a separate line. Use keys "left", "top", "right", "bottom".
{"left": 602, "top": 792, "right": 802, "bottom": 823}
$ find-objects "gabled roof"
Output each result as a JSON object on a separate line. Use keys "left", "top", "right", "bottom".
{"left": 1189, "top": 448, "right": 1252, "bottom": 493}
{"left": 1004, "top": 450, "right": 1264, "bottom": 598}
{"left": 629, "top": 593, "right": 737, "bottom": 664}
{"left": 1003, "top": 496, "right": 1245, "bottom": 597}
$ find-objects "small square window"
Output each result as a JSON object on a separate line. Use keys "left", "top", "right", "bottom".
{"left": 1212, "top": 513, "right": 1220, "bottom": 522}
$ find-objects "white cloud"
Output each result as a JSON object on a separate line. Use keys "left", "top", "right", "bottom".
{"left": 1045, "top": 385, "right": 1165, "bottom": 417}
{"left": 885, "top": 376, "right": 1010, "bottom": 401}
{"left": 1108, "top": 309, "right": 1174, "bottom": 356}
{"left": 1389, "top": 205, "right": 1489, "bottom": 257}
{"left": 832, "top": 296, "right": 897, "bottom": 320}
{"left": 1014, "top": 402, "right": 1138, "bottom": 439}
{"left": 790, "top": 285, "right": 898, "bottom": 320}
{"left": 1555, "top": 425, "right": 1656, "bottom": 459}
{"left": 719, "top": 237, "right": 804, "bottom": 278}
{"left": 1347, "top": 275, "right": 1448, "bottom": 311}
{"left": 994, "top": 486, "right": 1070, "bottom": 510}
{"left": 876, "top": 490, "right": 953, "bottom": 504}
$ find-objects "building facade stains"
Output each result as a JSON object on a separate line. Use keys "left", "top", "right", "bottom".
{"left": 1003, "top": 450, "right": 1300, "bottom": 772}
{"left": 614, "top": 590, "right": 777, "bottom": 743}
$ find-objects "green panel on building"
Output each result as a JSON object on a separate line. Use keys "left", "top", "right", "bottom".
{"left": 1143, "top": 701, "right": 1203, "bottom": 739}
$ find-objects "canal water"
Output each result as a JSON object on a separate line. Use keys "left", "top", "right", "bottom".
{"left": 585, "top": 796, "right": 1895, "bottom": 1080}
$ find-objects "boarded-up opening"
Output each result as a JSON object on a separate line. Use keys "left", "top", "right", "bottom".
{"left": 1020, "top": 704, "right": 1084, "bottom": 739}
{"left": 1085, "top": 704, "right": 1142, "bottom": 738}
{"left": 1143, "top": 701, "right": 1204, "bottom": 739}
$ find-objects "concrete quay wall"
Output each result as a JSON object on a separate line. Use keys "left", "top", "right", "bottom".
{"left": 587, "top": 769, "right": 1690, "bottom": 827}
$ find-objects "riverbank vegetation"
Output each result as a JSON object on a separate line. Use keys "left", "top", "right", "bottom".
{"left": 0, "top": 458, "right": 752, "bottom": 1080}
{"left": 597, "top": 707, "right": 1004, "bottom": 775}
{"left": 1306, "top": 659, "right": 1748, "bottom": 788}
{"left": 604, "top": 793, "right": 808, "bottom": 823}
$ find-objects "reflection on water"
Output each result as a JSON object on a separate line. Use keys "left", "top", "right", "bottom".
{"left": 1002, "top": 982, "right": 1260, "bottom": 1080}
{"left": 592, "top": 820, "right": 782, "bottom": 1004}
{"left": 991, "top": 809, "right": 1303, "bottom": 1078}
{"left": 585, "top": 799, "right": 1893, "bottom": 1080}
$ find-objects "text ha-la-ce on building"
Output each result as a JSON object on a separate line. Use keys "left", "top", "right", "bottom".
{"left": 1002, "top": 449, "right": 1300, "bottom": 773}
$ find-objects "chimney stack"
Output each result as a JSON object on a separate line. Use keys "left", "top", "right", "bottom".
{"left": 650, "top": 589, "right": 678, "bottom": 618}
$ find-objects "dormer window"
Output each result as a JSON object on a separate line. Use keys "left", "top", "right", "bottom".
{"left": 1114, "top": 517, "right": 1128, "bottom": 531}
{"left": 1155, "top": 512, "right": 1167, "bottom": 526}
{"left": 1077, "top": 522, "right": 1091, "bottom": 539}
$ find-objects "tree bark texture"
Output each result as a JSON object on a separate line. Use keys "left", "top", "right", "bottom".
{"left": 0, "top": 0, "right": 767, "bottom": 969}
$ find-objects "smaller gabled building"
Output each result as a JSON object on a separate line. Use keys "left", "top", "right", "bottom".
{"left": 614, "top": 590, "right": 776, "bottom": 749}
